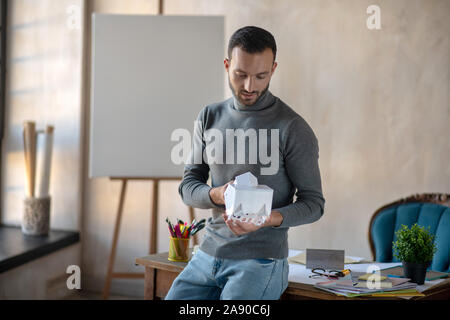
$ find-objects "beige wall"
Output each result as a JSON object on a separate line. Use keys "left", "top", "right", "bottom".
{"left": 2, "top": 0, "right": 448, "bottom": 298}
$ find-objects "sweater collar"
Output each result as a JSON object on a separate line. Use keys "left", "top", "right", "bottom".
{"left": 232, "top": 89, "right": 276, "bottom": 112}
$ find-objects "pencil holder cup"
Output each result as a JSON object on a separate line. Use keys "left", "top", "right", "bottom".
{"left": 168, "top": 237, "right": 190, "bottom": 262}
{"left": 22, "top": 196, "right": 51, "bottom": 236}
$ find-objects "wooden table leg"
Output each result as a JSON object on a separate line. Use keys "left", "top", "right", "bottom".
{"left": 102, "top": 178, "right": 128, "bottom": 300}
{"left": 144, "top": 267, "right": 156, "bottom": 300}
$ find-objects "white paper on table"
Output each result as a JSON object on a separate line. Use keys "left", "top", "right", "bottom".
{"left": 224, "top": 172, "right": 273, "bottom": 225}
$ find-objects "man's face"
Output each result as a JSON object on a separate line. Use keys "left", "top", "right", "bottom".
{"left": 224, "top": 47, "right": 277, "bottom": 106}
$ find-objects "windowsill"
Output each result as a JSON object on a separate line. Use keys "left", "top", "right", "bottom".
{"left": 0, "top": 224, "right": 80, "bottom": 273}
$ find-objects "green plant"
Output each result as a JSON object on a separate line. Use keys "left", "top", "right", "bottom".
{"left": 392, "top": 223, "right": 437, "bottom": 263}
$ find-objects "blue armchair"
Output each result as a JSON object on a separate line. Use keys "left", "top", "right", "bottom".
{"left": 368, "top": 193, "right": 450, "bottom": 272}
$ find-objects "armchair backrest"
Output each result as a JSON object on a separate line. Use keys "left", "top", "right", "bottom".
{"left": 368, "top": 193, "right": 450, "bottom": 272}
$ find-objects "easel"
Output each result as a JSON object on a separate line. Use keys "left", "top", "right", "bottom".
{"left": 102, "top": 177, "right": 197, "bottom": 299}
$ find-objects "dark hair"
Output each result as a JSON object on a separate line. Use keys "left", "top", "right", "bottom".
{"left": 228, "top": 26, "right": 277, "bottom": 62}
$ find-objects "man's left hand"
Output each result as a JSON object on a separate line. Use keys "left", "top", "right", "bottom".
{"left": 222, "top": 210, "right": 283, "bottom": 236}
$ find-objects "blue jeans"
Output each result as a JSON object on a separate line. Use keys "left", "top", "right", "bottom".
{"left": 165, "top": 249, "right": 289, "bottom": 300}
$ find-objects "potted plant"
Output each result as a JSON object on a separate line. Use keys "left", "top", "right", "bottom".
{"left": 392, "top": 223, "right": 437, "bottom": 285}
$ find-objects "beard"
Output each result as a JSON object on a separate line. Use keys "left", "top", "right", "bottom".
{"left": 228, "top": 76, "right": 270, "bottom": 107}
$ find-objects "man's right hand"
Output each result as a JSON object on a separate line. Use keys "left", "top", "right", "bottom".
{"left": 209, "top": 180, "right": 234, "bottom": 205}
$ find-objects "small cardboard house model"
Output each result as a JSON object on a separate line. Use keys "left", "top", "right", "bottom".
{"left": 224, "top": 172, "right": 274, "bottom": 225}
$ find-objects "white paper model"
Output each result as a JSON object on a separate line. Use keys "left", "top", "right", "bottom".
{"left": 224, "top": 172, "right": 274, "bottom": 226}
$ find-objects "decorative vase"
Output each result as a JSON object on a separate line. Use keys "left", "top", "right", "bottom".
{"left": 22, "top": 196, "right": 51, "bottom": 236}
{"left": 402, "top": 261, "right": 430, "bottom": 285}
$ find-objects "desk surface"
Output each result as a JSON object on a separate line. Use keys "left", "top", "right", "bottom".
{"left": 135, "top": 251, "right": 189, "bottom": 273}
{"left": 136, "top": 249, "right": 450, "bottom": 300}
{"left": 286, "top": 250, "right": 448, "bottom": 295}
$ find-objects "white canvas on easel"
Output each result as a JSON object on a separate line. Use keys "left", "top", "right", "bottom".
{"left": 89, "top": 14, "right": 224, "bottom": 178}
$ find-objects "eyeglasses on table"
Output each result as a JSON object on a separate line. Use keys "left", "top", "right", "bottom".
{"left": 308, "top": 268, "right": 346, "bottom": 280}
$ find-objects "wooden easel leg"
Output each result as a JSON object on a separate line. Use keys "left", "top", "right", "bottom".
{"left": 150, "top": 179, "right": 159, "bottom": 254}
{"left": 188, "top": 206, "right": 198, "bottom": 246}
{"left": 102, "top": 178, "right": 128, "bottom": 300}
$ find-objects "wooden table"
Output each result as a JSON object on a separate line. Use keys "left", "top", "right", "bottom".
{"left": 135, "top": 251, "right": 188, "bottom": 300}
{"left": 135, "top": 251, "right": 450, "bottom": 300}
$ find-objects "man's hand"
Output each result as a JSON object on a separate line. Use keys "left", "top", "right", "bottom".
{"left": 209, "top": 180, "right": 234, "bottom": 205}
{"left": 222, "top": 210, "right": 284, "bottom": 236}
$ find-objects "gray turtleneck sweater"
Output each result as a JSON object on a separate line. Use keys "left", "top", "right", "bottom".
{"left": 178, "top": 90, "right": 325, "bottom": 259}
